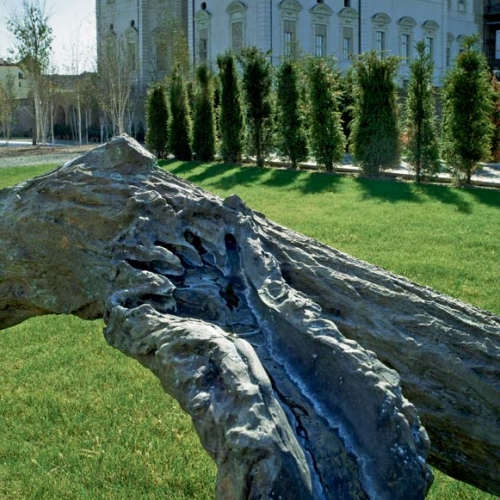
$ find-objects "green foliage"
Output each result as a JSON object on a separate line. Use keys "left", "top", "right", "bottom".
{"left": 192, "top": 63, "right": 216, "bottom": 162}
{"left": 339, "top": 68, "right": 356, "bottom": 153}
{"left": 276, "top": 59, "right": 308, "bottom": 168}
{"left": 168, "top": 64, "right": 192, "bottom": 161}
{"left": 441, "top": 35, "right": 494, "bottom": 184}
{"left": 145, "top": 83, "right": 169, "bottom": 158}
{"left": 238, "top": 47, "right": 274, "bottom": 168}
{"left": 490, "top": 76, "right": 500, "bottom": 162}
{"left": 305, "top": 57, "right": 346, "bottom": 171}
{"left": 7, "top": 0, "right": 53, "bottom": 76}
{"left": 217, "top": 51, "right": 244, "bottom": 163}
{"left": 350, "top": 50, "right": 401, "bottom": 176}
{"left": 405, "top": 41, "right": 441, "bottom": 182}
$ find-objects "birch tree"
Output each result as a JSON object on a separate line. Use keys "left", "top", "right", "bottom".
{"left": 7, "top": 0, "right": 53, "bottom": 145}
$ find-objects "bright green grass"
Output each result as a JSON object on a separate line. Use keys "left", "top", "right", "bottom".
{"left": 1, "top": 162, "right": 499, "bottom": 499}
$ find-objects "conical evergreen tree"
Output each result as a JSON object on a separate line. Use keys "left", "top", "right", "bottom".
{"left": 217, "top": 51, "right": 244, "bottom": 164}
{"left": 405, "top": 40, "right": 441, "bottom": 182}
{"left": 305, "top": 57, "right": 345, "bottom": 171}
{"left": 238, "top": 47, "right": 274, "bottom": 168}
{"left": 168, "top": 64, "right": 192, "bottom": 161}
{"left": 350, "top": 50, "right": 401, "bottom": 176}
{"left": 192, "top": 63, "right": 216, "bottom": 162}
{"left": 441, "top": 35, "right": 494, "bottom": 184}
{"left": 145, "top": 83, "right": 169, "bottom": 158}
{"left": 276, "top": 59, "right": 308, "bottom": 169}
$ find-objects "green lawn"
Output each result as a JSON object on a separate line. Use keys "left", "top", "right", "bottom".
{"left": 1, "top": 161, "right": 498, "bottom": 499}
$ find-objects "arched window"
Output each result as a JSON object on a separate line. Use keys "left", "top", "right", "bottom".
{"left": 338, "top": 7, "right": 358, "bottom": 61}
{"left": 278, "top": 0, "right": 302, "bottom": 58}
{"left": 226, "top": 2, "right": 248, "bottom": 54}
{"left": 372, "top": 13, "right": 391, "bottom": 56}
{"left": 310, "top": 2, "right": 332, "bottom": 58}
{"left": 422, "top": 20, "right": 439, "bottom": 62}
{"left": 195, "top": 8, "right": 212, "bottom": 63}
{"left": 398, "top": 16, "right": 416, "bottom": 64}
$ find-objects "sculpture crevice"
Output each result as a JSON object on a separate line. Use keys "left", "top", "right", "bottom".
{"left": 1, "top": 136, "right": 498, "bottom": 499}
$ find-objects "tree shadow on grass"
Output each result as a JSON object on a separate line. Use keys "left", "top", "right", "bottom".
{"left": 354, "top": 176, "right": 424, "bottom": 204}
{"left": 416, "top": 183, "right": 472, "bottom": 214}
{"left": 210, "top": 165, "right": 267, "bottom": 191}
{"left": 188, "top": 163, "right": 240, "bottom": 184}
{"left": 466, "top": 185, "right": 500, "bottom": 210}
{"left": 298, "top": 170, "right": 346, "bottom": 194}
{"left": 158, "top": 159, "right": 201, "bottom": 176}
{"left": 261, "top": 168, "right": 298, "bottom": 188}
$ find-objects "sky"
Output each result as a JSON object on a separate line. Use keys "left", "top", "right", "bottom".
{"left": 0, "top": 0, "right": 96, "bottom": 73}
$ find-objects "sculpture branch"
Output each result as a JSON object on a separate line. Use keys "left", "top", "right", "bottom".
{"left": 0, "top": 136, "right": 498, "bottom": 498}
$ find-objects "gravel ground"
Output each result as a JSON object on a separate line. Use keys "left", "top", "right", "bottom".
{"left": 0, "top": 145, "right": 96, "bottom": 168}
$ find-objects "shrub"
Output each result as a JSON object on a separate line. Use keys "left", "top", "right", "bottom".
{"left": 238, "top": 47, "right": 274, "bottom": 168}
{"left": 192, "top": 63, "right": 216, "bottom": 162}
{"left": 305, "top": 57, "right": 345, "bottom": 171}
{"left": 145, "top": 83, "right": 169, "bottom": 158}
{"left": 350, "top": 50, "right": 401, "bottom": 176}
{"left": 168, "top": 64, "right": 192, "bottom": 161}
{"left": 405, "top": 40, "right": 441, "bottom": 182}
{"left": 216, "top": 51, "right": 244, "bottom": 163}
{"left": 441, "top": 35, "right": 494, "bottom": 184}
{"left": 276, "top": 59, "right": 308, "bottom": 168}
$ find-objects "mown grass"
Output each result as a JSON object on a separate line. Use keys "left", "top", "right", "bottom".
{"left": 1, "top": 162, "right": 499, "bottom": 499}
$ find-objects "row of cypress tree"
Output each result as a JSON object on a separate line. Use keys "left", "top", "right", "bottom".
{"left": 146, "top": 34, "right": 495, "bottom": 185}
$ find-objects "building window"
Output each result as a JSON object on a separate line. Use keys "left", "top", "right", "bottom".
{"left": 458, "top": 0, "right": 466, "bottom": 12}
{"left": 198, "top": 28, "right": 208, "bottom": 61}
{"left": 195, "top": 8, "right": 212, "bottom": 64}
{"left": 227, "top": 2, "right": 247, "bottom": 54}
{"left": 344, "top": 0, "right": 351, "bottom": 6}
{"left": 447, "top": 33, "right": 454, "bottom": 67}
{"left": 231, "top": 21, "right": 243, "bottom": 53}
{"left": 376, "top": 30, "right": 386, "bottom": 53}
{"left": 128, "top": 42, "right": 136, "bottom": 70}
{"left": 342, "top": 26, "right": 353, "bottom": 60}
{"left": 279, "top": 0, "right": 302, "bottom": 58}
{"left": 284, "top": 19, "right": 296, "bottom": 57}
{"left": 156, "top": 44, "right": 168, "bottom": 73}
{"left": 425, "top": 36, "right": 434, "bottom": 60}
{"left": 372, "top": 13, "right": 391, "bottom": 56}
{"left": 401, "top": 33, "right": 410, "bottom": 62}
{"left": 398, "top": 16, "right": 416, "bottom": 64}
{"left": 315, "top": 24, "right": 326, "bottom": 57}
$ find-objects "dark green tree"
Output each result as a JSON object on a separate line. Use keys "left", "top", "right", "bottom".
{"left": 238, "top": 47, "right": 274, "bottom": 168}
{"left": 276, "top": 59, "right": 308, "bottom": 168}
{"left": 350, "top": 50, "right": 401, "bottom": 176}
{"left": 405, "top": 40, "right": 441, "bottom": 182}
{"left": 217, "top": 51, "right": 244, "bottom": 163}
{"left": 168, "top": 64, "right": 192, "bottom": 161}
{"left": 305, "top": 57, "right": 345, "bottom": 171}
{"left": 145, "top": 83, "right": 169, "bottom": 158}
{"left": 339, "top": 67, "right": 356, "bottom": 153}
{"left": 490, "top": 75, "right": 500, "bottom": 163}
{"left": 441, "top": 35, "right": 494, "bottom": 184}
{"left": 192, "top": 63, "right": 216, "bottom": 162}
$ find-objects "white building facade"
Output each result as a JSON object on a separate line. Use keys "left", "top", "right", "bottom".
{"left": 189, "top": 0, "right": 483, "bottom": 85}
{"left": 96, "top": 0, "right": 483, "bottom": 88}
